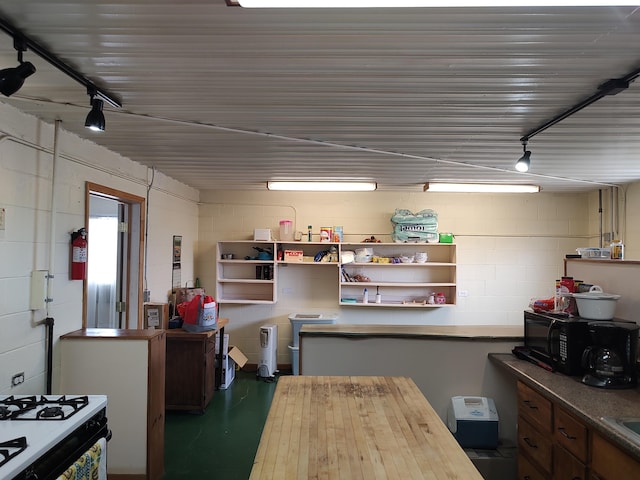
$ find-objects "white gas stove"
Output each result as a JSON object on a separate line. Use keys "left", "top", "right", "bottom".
{"left": 0, "top": 394, "right": 108, "bottom": 480}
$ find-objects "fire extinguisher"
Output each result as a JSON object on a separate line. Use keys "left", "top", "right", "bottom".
{"left": 70, "top": 228, "right": 88, "bottom": 280}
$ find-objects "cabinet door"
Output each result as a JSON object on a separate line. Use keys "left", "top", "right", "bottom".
{"left": 518, "top": 451, "right": 549, "bottom": 480}
{"left": 148, "top": 333, "right": 166, "bottom": 480}
{"left": 554, "top": 406, "right": 588, "bottom": 463}
{"left": 517, "top": 382, "right": 552, "bottom": 434}
{"left": 553, "top": 444, "right": 586, "bottom": 480}
{"left": 591, "top": 431, "right": 640, "bottom": 480}
{"left": 518, "top": 415, "right": 553, "bottom": 475}
{"left": 204, "top": 335, "right": 216, "bottom": 403}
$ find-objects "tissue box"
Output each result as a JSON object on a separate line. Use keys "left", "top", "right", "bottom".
{"left": 254, "top": 228, "right": 272, "bottom": 241}
{"left": 447, "top": 396, "right": 499, "bottom": 449}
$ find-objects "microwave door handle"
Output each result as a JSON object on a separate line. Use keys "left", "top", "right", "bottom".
{"left": 547, "top": 319, "right": 558, "bottom": 355}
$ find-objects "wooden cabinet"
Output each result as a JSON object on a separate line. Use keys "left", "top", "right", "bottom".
{"left": 60, "top": 329, "right": 165, "bottom": 480}
{"left": 516, "top": 380, "right": 639, "bottom": 480}
{"left": 165, "top": 319, "right": 228, "bottom": 413}
{"left": 216, "top": 240, "right": 457, "bottom": 307}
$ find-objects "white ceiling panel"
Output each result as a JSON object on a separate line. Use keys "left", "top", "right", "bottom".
{"left": 0, "top": 2, "right": 639, "bottom": 192}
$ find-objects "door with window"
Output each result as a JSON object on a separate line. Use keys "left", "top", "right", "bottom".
{"left": 85, "top": 183, "right": 145, "bottom": 329}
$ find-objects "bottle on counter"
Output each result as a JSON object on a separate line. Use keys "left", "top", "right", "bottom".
{"left": 363, "top": 288, "right": 369, "bottom": 304}
{"left": 375, "top": 286, "right": 382, "bottom": 304}
{"left": 308, "top": 225, "right": 313, "bottom": 242}
{"left": 610, "top": 239, "right": 624, "bottom": 260}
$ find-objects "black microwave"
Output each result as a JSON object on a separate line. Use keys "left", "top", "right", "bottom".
{"left": 524, "top": 311, "right": 591, "bottom": 375}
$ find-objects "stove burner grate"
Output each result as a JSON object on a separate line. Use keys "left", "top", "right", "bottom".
{"left": 0, "top": 436, "right": 27, "bottom": 468}
{"left": 0, "top": 395, "right": 89, "bottom": 421}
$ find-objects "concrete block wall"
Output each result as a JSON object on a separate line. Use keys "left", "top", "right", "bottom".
{"left": 197, "top": 189, "right": 593, "bottom": 365}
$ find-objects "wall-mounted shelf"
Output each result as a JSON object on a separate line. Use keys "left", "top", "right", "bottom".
{"left": 216, "top": 241, "right": 456, "bottom": 307}
{"left": 339, "top": 242, "right": 456, "bottom": 307}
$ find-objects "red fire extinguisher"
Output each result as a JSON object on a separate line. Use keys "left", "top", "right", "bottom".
{"left": 70, "top": 228, "right": 88, "bottom": 280}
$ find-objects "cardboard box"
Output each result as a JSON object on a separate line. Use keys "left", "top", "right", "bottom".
{"left": 174, "top": 288, "right": 205, "bottom": 305}
{"left": 143, "top": 303, "right": 169, "bottom": 329}
{"left": 284, "top": 250, "right": 303, "bottom": 262}
{"left": 219, "top": 345, "right": 248, "bottom": 390}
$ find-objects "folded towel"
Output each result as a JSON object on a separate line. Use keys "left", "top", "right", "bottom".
{"left": 56, "top": 436, "right": 107, "bottom": 480}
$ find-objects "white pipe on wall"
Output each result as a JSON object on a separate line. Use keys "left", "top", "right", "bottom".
{"left": 46, "top": 120, "right": 61, "bottom": 317}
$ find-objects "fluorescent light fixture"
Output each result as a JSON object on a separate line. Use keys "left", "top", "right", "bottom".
{"left": 424, "top": 183, "right": 540, "bottom": 193}
{"left": 231, "top": 0, "right": 638, "bottom": 7}
{"left": 267, "top": 181, "right": 377, "bottom": 191}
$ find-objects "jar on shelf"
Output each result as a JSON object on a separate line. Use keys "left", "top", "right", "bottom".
{"left": 610, "top": 239, "right": 624, "bottom": 260}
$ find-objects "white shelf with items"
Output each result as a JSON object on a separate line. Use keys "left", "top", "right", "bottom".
{"left": 215, "top": 240, "right": 457, "bottom": 307}
{"left": 276, "top": 242, "right": 340, "bottom": 265}
{"left": 339, "top": 242, "right": 457, "bottom": 307}
{"left": 216, "top": 241, "right": 277, "bottom": 304}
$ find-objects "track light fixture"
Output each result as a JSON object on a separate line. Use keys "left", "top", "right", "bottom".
{"left": 0, "top": 15, "right": 121, "bottom": 129}
{"left": 85, "top": 91, "right": 106, "bottom": 132}
{"left": 515, "top": 140, "right": 531, "bottom": 173}
{"left": 0, "top": 36, "right": 35, "bottom": 97}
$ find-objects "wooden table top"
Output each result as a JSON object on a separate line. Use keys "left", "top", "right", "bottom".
{"left": 249, "top": 376, "right": 483, "bottom": 480}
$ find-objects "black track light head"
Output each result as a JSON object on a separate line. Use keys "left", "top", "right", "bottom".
{"left": 515, "top": 141, "right": 531, "bottom": 173}
{"left": 0, "top": 36, "right": 36, "bottom": 97}
{"left": 85, "top": 97, "right": 105, "bottom": 132}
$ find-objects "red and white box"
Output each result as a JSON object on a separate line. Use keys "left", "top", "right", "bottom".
{"left": 284, "top": 250, "right": 304, "bottom": 262}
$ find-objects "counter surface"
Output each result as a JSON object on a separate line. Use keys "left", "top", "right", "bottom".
{"left": 249, "top": 375, "right": 483, "bottom": 480}
{"left": 490, "top": 353, "right": 640, "bottom": 460}
{"left": 300, "top": 323, "right": 522, "bottom": 340}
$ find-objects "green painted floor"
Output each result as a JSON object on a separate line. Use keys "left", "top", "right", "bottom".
{"left": 164, "top": 370, "right": 280, "bottom": 479}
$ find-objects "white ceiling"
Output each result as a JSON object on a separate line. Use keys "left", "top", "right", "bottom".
{"left": 1, "top": 2, "right": 639, "bottom": 192}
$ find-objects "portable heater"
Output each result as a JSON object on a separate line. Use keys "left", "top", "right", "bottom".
{"left": 257, "top": 324, "right": 278, "bottom": 378}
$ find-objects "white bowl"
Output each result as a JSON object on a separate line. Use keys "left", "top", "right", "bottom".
{"left": 400, "top": 256, "right": 414, "bottom": 263}
{"left": 573, "top": 291, "right": 621, "bottom": 320}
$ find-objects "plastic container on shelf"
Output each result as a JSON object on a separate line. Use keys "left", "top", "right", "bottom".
{"left": 610, "top": 239, "right": 624, "bottom": 260}
{"left": 279, "top": 220, "right": 293, "bottom": 241}
{"left": 576, "top": 247, "right": 610, "bottom": 259}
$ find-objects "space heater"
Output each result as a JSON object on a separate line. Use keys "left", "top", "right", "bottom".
{"left": 258, "top": 324, "right": 278, "bottom": 378}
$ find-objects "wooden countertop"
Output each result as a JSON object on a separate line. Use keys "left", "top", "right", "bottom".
{"left": 249, "top": 376, "right": 483, "bottom": 480}
{"left": 61, "top": 319, "right": 229, "bottom": 341}
{"left": 299, "top": 323, "right": 523, "bottom": 340}
{"left": 165, "top": 318, "right": 228, "bottom": 338}
{"left": 490, "top": 353, "right": 640, "bottom": 460}
{"left": 60, "top": 328, "right": 165, "bottom": 339}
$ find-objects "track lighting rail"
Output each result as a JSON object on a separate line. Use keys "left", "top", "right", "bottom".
{"left": 520, "top": 67, "right": 640, "bottom": 143}
{"left": 0, "top": 15, "right": 121, "bottom": 108}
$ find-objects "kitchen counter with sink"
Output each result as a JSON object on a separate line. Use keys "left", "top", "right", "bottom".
{"left": 490, "top": 352, "right": 640, "bottom": 461}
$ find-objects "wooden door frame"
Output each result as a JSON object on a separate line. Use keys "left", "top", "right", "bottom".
{"left": 84, "top": 182, "right": 146, "bottom": 329}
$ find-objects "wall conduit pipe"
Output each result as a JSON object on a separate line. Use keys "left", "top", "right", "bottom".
{"left": 598, "top": 189, "right": 603, "bottom": 248}
{"left": 45, "top": 120, "right": 62, "bottom": 394}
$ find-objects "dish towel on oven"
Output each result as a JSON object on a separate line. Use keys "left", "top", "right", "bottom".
{"left": 56, "top": 436, "right": 107, "bottom": 480}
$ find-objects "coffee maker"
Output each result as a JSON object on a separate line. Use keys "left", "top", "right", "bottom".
{"left": 581, "top": 321, "right": 639, "bottom": 389}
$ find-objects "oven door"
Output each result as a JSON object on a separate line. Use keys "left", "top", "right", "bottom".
{"left": 14, "top": 413, "right": 110, "bottom": 480}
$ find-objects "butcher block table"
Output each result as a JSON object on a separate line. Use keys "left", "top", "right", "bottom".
{"left": 249, "top": 376, "right": 482, "bottom": 479}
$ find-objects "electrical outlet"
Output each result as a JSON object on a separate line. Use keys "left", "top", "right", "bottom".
{"left": 11, "top": 372, "right": 24, "bottom": 387}
{"left": 0, "top": 207, "right": 5, "bottom": 230}
{"left": 458, "top": 290, "right": 469, "bottom": 297}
